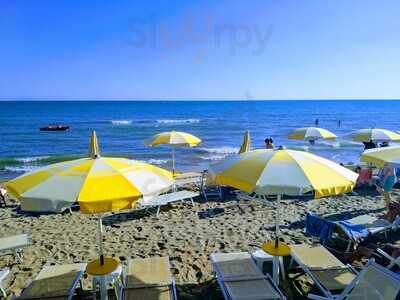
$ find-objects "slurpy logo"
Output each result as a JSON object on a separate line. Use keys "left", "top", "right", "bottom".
{"left": 127, "top": 11, "right": 273, "bottom": 61}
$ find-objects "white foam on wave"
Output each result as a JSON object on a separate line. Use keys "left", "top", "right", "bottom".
{"left": 15, "top": 156, "right": 50, "bottom": 163}
{"left": 198, "top": 154, "right": 228, "bottom": 161}
{"left": 5, "top": 165, "right": 39, "bottom": 173}
{"left": 147, "top": 158, "right": 169, "bottom": 165}
{"left": 111, "top": 120, "right": 133, "bottom": 125}
{"left": 198, "top": 146, "right": 238, "bottom": 154}
{"left": 156, "top": 119, "right": 200, "bottom": 125}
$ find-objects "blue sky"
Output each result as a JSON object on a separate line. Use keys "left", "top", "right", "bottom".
{"left": 1, "top": 0, "right": 399, "bottom": 100}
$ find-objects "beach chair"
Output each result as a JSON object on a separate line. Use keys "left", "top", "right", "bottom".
{"left": 121, "top": 256, "right": 177, "bottom": 300}
{"left": 305, "top": 259, "right": 400, "bottom": 300}
{"left": 140, "top": 190, "right": 199, "bottom": 216}
{"left": 0, "top": 234, "right": 31, "bottom": 263}
{"left": 174, "top": 172, "right": 203, "bottom": 188}
{"left": 16, "top": 263, "right": 86, "bottom": 300}
{"left": 375, "top": 247, "right": 400, "bottom": 270}
{"left": 200, "top": 170, "right": 222, "bottom": 201}
{"left": 210, "top": 252, "right": 286, "bottom": 300}
{"left": 289, "top": 244, "right": 358, "bottom": 299}
{"left": 337, "top": 214, "right": 400, "bottom": 251}
{"left": 0, "top": 268, "right": 10, "bottom": 298}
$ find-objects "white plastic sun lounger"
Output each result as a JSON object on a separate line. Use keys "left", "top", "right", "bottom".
{"left": 16, "top": 263, "right": 86, "bottom": 300}
{"left": 210, "top": 252, "right": 286, "bottom": 300}
{"left": 289, "top": 244, "right": 358, "bottom": 299}
{"left": 0, "top": 268, "right": 10, "bottom": 298}
{"left": 307, "top": 259, "right": 400, "bottom": 300}
{"left": 0, "top": 234, "right": 31, "bottom": 263}
{"left": 375, "top": 248, "right": 400, "bottom": 270}
{"left": 140, "top": 190, "right": 199, "bottom": 216}
{"left": 122, "top": 256, "right": 177, "bottom": 300}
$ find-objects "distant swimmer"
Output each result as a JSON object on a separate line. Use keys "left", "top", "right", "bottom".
{"left": 265, "top": 138, "right": 275, "bottom": 149}
{"left": 315, "top": 118, "right": 319, "bottom": 126}
{"left": 338, "top": 120, "right": 341, "bottom": 128}
{"left": 309, "top": 140, "right": 315, "bottom": 146}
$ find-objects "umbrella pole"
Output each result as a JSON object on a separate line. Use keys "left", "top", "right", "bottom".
{"left": 98, "top": 216, "right": 104, "bottom": 265}
{"left": 275, "top": 194, "right": 281, "bottom": 248}
{"left": 172, "top": 147, "right": 176, "bottom": 191}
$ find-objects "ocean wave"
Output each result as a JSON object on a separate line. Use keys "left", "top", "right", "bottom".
{"left": 147, "top": 158, "right": 169, "bottom": 165}
{"left": 198, "top": 154, "right": 228, "bottom": 161}
{"left": 4, "top": 165, "right": 39, "bottom": 173}
{"left": 198, "top": 146, "right": 238, "bottom": 154}
{"left": 111, "top": 120, "right": 133, "bottom": 125}
{"left": 156, "top": 119, "right": 200, "bottom": 125}
{"left": 15, "top": 156, "right": 51, "bottom": 163}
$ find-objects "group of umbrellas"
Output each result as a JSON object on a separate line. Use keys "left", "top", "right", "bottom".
{"left": 288, "top": 127, "right": 400, "bottom": 143}
{"left": 5, "top": 126, "right": 400, "bottom": 271}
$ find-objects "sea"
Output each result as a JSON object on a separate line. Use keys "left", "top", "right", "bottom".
{"left": 0, "top": 100, "right": 399, "bottom": 180}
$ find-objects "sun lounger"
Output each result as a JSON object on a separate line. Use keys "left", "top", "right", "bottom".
{"left": 200, "top": 171, "right": 222, "bottom": 201}
{"left": 210, "top": 252, "right": 286, "bottom": 300}
{"left": 289, "top": 244, "right": 357, "bottom": 299}
{"left": 140, "top": 190, "right": 199, "bottom": 216}
{"left": 16, "top": 263, "right": 86, "bottom": 300}
{"left": 0, "top": 234, "right": 31, "bottom": 263}
{"left": 305, "top": 259, "right": 400, "bottom": 300}
{"left": 0, "top": 268, "right": 10, "bottom": 298}
{"left": 375, "top": 248, "right": 400, "bottom": 270}
{"left": 175, "top": 172, "right": 203, "bottom": 188}
{"left": 122, "top": 256, "right": 177, "bottom": 300}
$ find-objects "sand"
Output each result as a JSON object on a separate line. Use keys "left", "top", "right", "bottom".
{"left": 0, "top": 187, "right": 398, "bottom": 299}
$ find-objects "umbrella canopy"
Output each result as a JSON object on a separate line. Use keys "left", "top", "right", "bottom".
{"left": 208, "top": 148, "right": 358, "bottom": 253}
{"left": 238, "top": 130, "right": 251, "bottom": 154}
{"left": 209, "top": 148, "right": 358, "bottom": 198}
{"left": 288, "top": 127, "right": 337, "bottom": 141}
{"left": 361, "top": 146, "right": 400, "bottom": 168}
{"left": 344, "top": 128, "right": 400, "bottom": 142}
{"left": 145, "top": 131, "right": 201, "bottom": 174}
{"left": 6, "top": 132, "right": 173, "bottom": 213}
{"left": 145, "top": 131, "right": 201, "bottom": 147}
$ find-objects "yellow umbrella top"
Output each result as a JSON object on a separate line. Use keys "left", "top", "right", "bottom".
{"left": 344, "top": 128, "right": 400, "bottom": 142}
{"left": 6, "top": 134, "right": 173, "bottom": 214}
{"left": 288, "top": 127, "right": 337, "bottom": 141}
{"left": 361, "top": 146, "right": 400, "bottom": 168}
{"left": 88, "top": 130, "right": 100, "bottom": 158}
{"left": 238, "top": 130, "right": 251, "bottom": 154}
{"left": 145, "top": 131, "right": 201, "bottom": 148}
{"left": 208, "top": 148, "right": 358, "bottom": 198}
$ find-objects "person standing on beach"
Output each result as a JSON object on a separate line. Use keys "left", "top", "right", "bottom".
{"left": 376, "top": 164, "right": 396, "bottom": 212}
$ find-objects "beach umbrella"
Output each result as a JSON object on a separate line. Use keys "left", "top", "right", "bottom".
{"left": 238, "top": 130, "right": 251, "bottom": 154}
{"left": 288, "top": 127, "right": 337, "bottom": 141}
{"left": 145, "top": 131, "right": 201, "bottom": 174}
{"left": 6, "top": 131, "right": 173, "bottom": 265}
{"left": 208, "top": 148, "right": 357, "bottom": 265}
{"left": 361, "top": 146, "right": 400, "bottom": 168}
{"left": 344, "top": 128, "right": 400, "bottom": 142}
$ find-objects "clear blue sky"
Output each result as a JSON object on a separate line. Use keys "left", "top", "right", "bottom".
{"left": 1, "top": 0, "right": 399, "bottom": 100}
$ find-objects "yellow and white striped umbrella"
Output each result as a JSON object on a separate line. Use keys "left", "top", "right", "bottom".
{"left": 6, "top": 133, "right": 173, "bottom": 214}
{"left": 361, "top": 146, "right": 400, "bottom": 168}
{"left": 209, "top": 148, "right": 358, "bottom": 253}
{"left": 145, "top": 131, "right": 201, "bottom": 147}
{"left": 145, "top": 131, "right": 201, "bottom": 173}
{"left": 208, "top": 148, "right": 358, "bottom": 198}
{"left": 344, "top": 128, "right": 400, "bottom": 142}
{"left": 288, "top": 127, "right": 337, "bottom": 141}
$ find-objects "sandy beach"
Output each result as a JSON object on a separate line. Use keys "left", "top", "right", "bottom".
{"left": 1, "top": 184, "right": 398, "bottom": 299}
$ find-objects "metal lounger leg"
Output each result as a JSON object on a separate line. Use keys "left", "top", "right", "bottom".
{"left": 156, "top": 206, "right": 161, "bottom": 217}
{"left": 190, "top": 198, "right": 194, "bottom": 206}
{"left": 15, "top": 249, "right": 23, "bottom": 263}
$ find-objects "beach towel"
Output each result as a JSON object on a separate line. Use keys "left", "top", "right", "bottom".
{"left": 337, "top": 220, "right": 370, "bottom": 241}
{"left": 305, "top": 213, "right": 336, "bottom": 242}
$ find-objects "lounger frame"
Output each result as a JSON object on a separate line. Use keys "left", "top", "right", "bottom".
{"left": 306, "top": 259, "right": 400, "bottom": 300}
{"left": 210, "top": 253, "right": 286, "bottom": 300}
{"left": 14, "top": 264, "right": 85, "bottom": 300}
{"left": 121, "top": 257, "right": 177, "bottom": 300}
{"left": 0, "top": 234, "right": 31, "bottom": 263}
{"left": 289, "top": 247, "right": 358, "bottom": 300}
{"left": 0, "top": 268, "right": 10, "bottom": 298}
